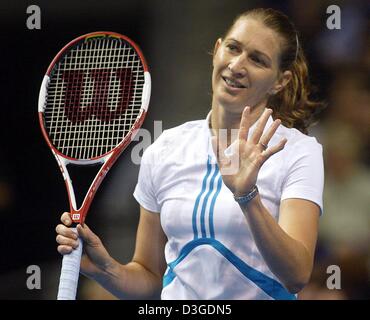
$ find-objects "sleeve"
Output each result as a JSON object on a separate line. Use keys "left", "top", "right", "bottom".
{"left": 281, "top": 138, "right": 324, "bottom": 214}
{"left": 133, "top": 144, "right": 161, "bottom": 213}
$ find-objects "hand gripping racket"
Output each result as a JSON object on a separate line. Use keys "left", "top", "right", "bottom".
{"left": 38, "top": 32, "right": 151, "bottom": 300}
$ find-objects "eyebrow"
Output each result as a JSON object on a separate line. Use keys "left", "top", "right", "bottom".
{"left": 226, "top": 38, "right": 272, "bottom": 64}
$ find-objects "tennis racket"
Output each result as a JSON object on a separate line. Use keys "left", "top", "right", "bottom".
{"left": 38, "top": 31, "right": 151, "bottom": 300}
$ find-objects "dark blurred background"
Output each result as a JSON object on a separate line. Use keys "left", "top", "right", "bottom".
{"left": 0, "top": 0, "right": 369, "bottom": 299}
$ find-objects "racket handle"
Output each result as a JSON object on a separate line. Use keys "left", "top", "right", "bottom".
{"left": 57, "top": 227, "right": 83, "bottom": 300}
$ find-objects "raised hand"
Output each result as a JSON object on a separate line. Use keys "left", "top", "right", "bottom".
{"left": 212, "top": 107, "right": 287, "bottom": 197}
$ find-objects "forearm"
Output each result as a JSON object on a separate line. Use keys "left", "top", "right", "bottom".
{"left": 240, "top": 194, "right": 312, "bottom": 293}
{"left": 92, "top": 258, "right": 163, "bottom": 300}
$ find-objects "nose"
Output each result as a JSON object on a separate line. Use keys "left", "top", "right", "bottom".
{"left": 228, "top": 55, "right": 247, "bottom": 78}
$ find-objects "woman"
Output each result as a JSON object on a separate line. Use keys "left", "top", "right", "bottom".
{"left": 56, "top": 8, "right": 324, "bottom": 300}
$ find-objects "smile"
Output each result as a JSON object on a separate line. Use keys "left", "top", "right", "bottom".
{"left": 222, "top": 76, "right": 246, "bottom": 89}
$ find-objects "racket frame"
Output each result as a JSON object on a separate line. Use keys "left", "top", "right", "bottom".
{"left": 38, "top": 31, "right": 151, "bottom": 224}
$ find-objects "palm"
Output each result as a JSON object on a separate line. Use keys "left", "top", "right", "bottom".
{"left": 222, "top": 142, "right": 261, "bottom": 194}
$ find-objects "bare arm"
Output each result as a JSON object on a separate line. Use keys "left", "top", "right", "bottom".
{"left": 213, "top": 107, "right": 320, "bottom": 293}
{"left": 98, "top": 206, "right": 167, "bottom": 299}
{"left": 240, "top": 197, "right": 319, "bottom": 293}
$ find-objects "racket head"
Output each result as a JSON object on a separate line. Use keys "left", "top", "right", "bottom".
{"left": 38, "top": 31, "right": 151, "bottom": 162}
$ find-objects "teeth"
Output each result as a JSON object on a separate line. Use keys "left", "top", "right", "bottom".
{"left": 224, "top": 78, "right": 243, "bottom": 88}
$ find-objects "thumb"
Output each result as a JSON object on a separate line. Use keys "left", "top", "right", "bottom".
{"left": 211, "top": 136, "right": 226, "bottom": 163}
{"left": 211, "top": 136, "right": 218, "bottom": 158}
{"left": 76, "top": 224, "right": 101, "bottom": 247}
{"left": 211, "top": 135, "right": 231, "bottom": 169}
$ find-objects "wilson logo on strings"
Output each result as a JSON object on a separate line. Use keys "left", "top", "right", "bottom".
{"left": 62, "top": 68, "right": 133, "bottom": 123}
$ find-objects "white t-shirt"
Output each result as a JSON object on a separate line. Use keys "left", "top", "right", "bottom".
{"left": 133, "top": 112, "right": 324, "bottom": 300}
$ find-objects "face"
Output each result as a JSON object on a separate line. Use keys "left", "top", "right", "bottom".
{"left": 212, "top": 18, "right": 288, "bottom": 113}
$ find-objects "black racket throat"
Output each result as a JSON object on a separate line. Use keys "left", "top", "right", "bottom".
{"left": 66, "top": 162, "right": 104, "bottom": 210}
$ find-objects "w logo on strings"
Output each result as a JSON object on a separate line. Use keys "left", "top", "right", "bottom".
{"left": 62, "top": 68, "right": 133, "bottom": 124}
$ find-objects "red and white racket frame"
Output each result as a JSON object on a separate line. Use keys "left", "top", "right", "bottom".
{"left": 38, "top": 32, "right": 151, "bottom": 300}
{"left": 38, "top": 32, "right": 151, "bottom": 225}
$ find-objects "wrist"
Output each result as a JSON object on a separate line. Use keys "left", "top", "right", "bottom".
{"left": 103, "top": 256, "right": 118, "bottom": 275}
{"left": 233, "top": 185, "right": 259, "bottom": 205}
{"left": 93, "top": 257, "right": 122, "bottom": 285}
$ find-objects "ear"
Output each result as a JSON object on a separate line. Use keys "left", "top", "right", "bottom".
{"left": 213, "top": 38, "right": 222, "bottom": 65}
{"left": 270, "top": 70, "right": 292, "bottom": 95}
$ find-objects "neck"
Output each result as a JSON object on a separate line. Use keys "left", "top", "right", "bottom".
{"left": 210, "top": 101, "right": 267, "bottom": 144}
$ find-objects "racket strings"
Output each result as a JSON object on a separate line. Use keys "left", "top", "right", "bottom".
{"left": 44, "top": 37, "right": 144, "bottom": 159}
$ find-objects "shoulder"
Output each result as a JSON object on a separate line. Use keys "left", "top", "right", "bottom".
{"left": 160, "top": 119, "right": 205, "bottom": 140}
{"left": 271, "top": 124, "right": 323, "bottom": 175}
{"left": 153, "top": 119, "right": 205, "bottom": 146}
{"left": 277, "top": 125, "right": 323, "bottom": 158}
{"left": 141, "top": 119, "right": 206, "bottom": 163}
{"left": 276, "top": 126, "right": 325, "bottom": 212}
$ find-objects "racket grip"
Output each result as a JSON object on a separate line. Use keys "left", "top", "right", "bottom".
{"left": 57, "top": 227, "right": 83, "bottom": 300}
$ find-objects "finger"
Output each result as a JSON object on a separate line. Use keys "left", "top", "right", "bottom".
{"left": 55, "top": 224, "right": 78, "bottom": 240}
{"left": 211, "top": 136, "right": 229, "bottom": 166}
{"left": 251, "top": 108, "right": 273, "bottom": 144}
{"left": 60, "top": 212, "right": 72, "bottom": 226}
{"left": 259, "top": 119, "right": 281, "bottom": 147}
{"left": 211, "top": 135, "right": 218, "bottom": 156}
{"left": 261, "top": 138, "right": 287, "bottom": 160}
{"left": 77, "top": 224, "right": 100, "bottom": 246}
{"left": 56, "top": 234, "right": 79, "bottom": 249}
{"left": 57, "top": 245, "right": 74, "bottom": 255}
{"left": 238, "top": 106, "right": 251, "bottom": 141}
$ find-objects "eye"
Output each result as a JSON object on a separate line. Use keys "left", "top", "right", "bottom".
{"left": 226, "top": 43, "right": 239, "bottom": 52}
{"left": 250, "top": 54, "right": 266, "bottom": 67}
